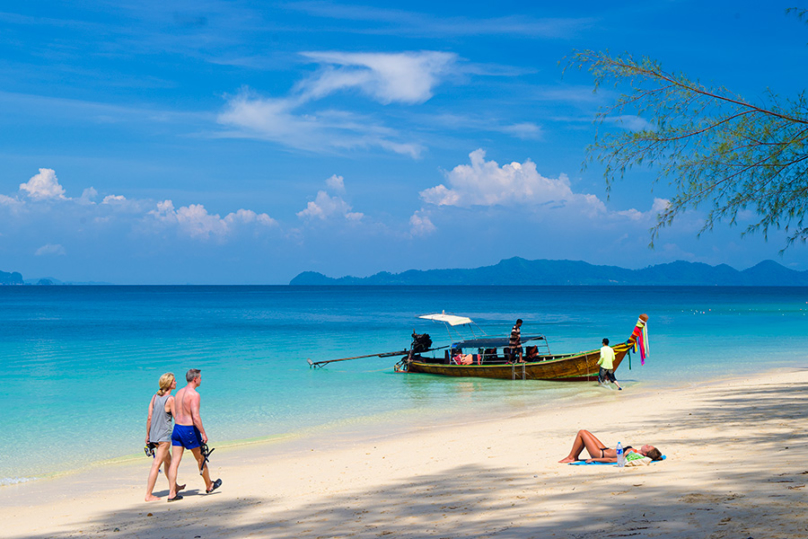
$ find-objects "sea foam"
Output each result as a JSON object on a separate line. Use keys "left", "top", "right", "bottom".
{"left": 0, "top": 476, "right": 36, "bottom": 486}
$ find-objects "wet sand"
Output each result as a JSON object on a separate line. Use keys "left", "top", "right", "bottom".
{"left": 2, "top": 367, "right": 807, "bottom": 538}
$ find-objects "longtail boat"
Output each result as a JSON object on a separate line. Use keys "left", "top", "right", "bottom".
{"left": 308, "top": 313, "right": 650, "bottom": 382}
{"left": 394, "top": 313, "right": 649, "bottom": 381}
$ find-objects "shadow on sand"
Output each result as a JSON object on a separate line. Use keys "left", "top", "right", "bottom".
{"left": 14, "top": 379, "right": 808, "bottom": 539}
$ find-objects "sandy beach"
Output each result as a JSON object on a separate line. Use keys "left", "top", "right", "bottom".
{"left": 2, "top": 367, "right": 807, "bottom": 539}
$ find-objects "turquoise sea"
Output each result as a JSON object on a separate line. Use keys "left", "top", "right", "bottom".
{"left": 1, "top": 285, "right": 807, "bottom": 485}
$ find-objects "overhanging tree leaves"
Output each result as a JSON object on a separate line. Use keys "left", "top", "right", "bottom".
{"left": 568, "top": 32, "right": 808, "bottom": 249}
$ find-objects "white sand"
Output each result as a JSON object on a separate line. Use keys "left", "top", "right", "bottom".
{"left": 2, "top": 367, "right": 807, "bottom": 539}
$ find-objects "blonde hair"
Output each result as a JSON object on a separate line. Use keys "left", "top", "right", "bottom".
{"left": 157, "top": 372, "right": 175, "bottom": 396}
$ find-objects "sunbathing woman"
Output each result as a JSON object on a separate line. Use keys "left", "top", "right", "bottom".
{"left": 559, "top": 429, "right": 663, "bottom": 463}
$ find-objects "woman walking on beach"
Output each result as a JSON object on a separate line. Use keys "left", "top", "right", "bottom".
{"left": 145, "top": 373, "right": 184, "bottom": 501}
{"left": 559, "top": 429, "right": 662, "bottom": 463}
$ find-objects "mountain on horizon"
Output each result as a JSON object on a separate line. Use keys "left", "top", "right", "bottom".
{"left": 0, "top": 269, "right": 23, "bottom": 285}
{"left": 289, "top": 258, "right": 808, "bottom": 286}
{"left": 1, "top": 269, "right": 112, "bottom": 286}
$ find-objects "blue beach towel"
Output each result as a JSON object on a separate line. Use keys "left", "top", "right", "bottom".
{"left": 569, "top": 455, "right": 666, "bottom": 466}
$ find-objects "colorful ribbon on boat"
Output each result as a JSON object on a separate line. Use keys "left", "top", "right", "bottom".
{"left": 630, "top": 318, "right": 650, "bottom": 365}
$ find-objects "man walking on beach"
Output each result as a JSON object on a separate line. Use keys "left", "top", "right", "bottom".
{"left": 167, "top": 369, "right": 222, "bottom": 501}
{"left": 509, "top": 319, "right": 523, "bottom": 362}
{"left": 597, "top": 338, "right": 622, "bottom": 390}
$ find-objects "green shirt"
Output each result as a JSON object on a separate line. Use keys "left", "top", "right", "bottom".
{"left": 598, "top": 345, "right": 615, "bottom": 369}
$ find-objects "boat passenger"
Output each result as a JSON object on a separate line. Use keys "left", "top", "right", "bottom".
{"left": 525, "top": 345, "right": 539, "bottom": 361}
{"left": 482, "top": 348, "right": 497, "bottom": 363}
{"left": 509, "top": 319, "right": 523, "bottom": 362}
{"left": 559, "top": 429, "right": 663, "bottom": 463}
{"left": 452, "top": 353, "right": 475, "bottom": 365}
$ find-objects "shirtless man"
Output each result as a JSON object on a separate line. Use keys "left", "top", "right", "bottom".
{"left": 167, "top": 369, "right": 222, "bottom": 501}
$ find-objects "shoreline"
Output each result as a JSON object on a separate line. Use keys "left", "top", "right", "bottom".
{"left": 1, "top": 362, "right": 802, "bottom": 488}
{"left": 4, "top": 284, "right": 807, "bottom": 492}
{"left": 0, "top": 365, "right": 731, "bottom": 490}
{"left": 3, "top": 364, "right": 807, "bottom": 538}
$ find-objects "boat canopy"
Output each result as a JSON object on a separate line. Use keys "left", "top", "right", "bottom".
{"left": 452, "top": 335, "right": 544, "bottom": 349}
{"left": 418, "top": 313, "right": 473, "bottom": 326}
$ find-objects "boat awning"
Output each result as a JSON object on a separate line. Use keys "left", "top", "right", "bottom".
{"left": 418, "top": 313, "right": 473, "bottom": 326}
{"left": 452, "top": 335, "right": 544, "bottom": 348}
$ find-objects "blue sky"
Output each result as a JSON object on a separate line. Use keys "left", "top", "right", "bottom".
{"left": 1, "top": 1, "right": 807, "bottom": 284}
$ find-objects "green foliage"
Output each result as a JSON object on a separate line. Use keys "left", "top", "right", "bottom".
{"left": 786, "top": 7, "right": 808, "bottom": 24}
{"left": 567, "top": 33, "right": 808, "bottom": 250}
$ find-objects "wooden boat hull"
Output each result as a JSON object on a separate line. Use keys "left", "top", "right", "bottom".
{"left": 405, "top": 343, "right": 630, "bottom": 381}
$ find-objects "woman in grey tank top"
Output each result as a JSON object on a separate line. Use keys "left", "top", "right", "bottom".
{"left": 145, "top": 373, "right": 184, "bottom": 501}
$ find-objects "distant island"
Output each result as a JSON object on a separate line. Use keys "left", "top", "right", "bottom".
{"left": 0, "top": 269, "right": 24, "bottom": 285}
{"left": 6, "top": 258, "right": 808, "bottom": 286}
{"left": 0, "top": 270, "right": 111, "bottom": 286}
{"left": 290, "top": 258, "right": 808, "bottom": 286}
{"left": 0, "top": 269, "right": 58, "bottom": 286}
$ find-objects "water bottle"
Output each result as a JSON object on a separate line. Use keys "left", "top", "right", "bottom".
{"left": 616, "top": 442, "right": 625, "bottom": 467}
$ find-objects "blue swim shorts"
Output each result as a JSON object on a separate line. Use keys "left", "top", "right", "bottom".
{"left": 171, "top": 424, "right": 202, "bottom": 449}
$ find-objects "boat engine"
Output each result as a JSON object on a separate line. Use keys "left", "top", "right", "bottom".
{"left": 411, "top": 332, "right": 432, "bottom": 353}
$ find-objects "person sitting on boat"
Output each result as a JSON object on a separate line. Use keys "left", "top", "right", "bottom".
{"left": 558, "top": 429, "right": 663, "bottom": 463}
{"left": 509, "top": 319, "right": 523, "bottom": 362}
{"left": 597, "top": 338, "right": 622, "bottom": 390}
{"left": 452, "top": 353, "right": 475, "bottom": 365}
{"left": 525, "top": 345, "right": 539, "bottom": 361}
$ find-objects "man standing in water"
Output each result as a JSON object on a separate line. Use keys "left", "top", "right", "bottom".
{"left": 597, "top": 338, "right": 623, "bottom": 390}
{"left": 509, "top": 319, "right": 523, "bottom": 363}
{"left": 167, "top": 369, "right": 222, "bottom": 501}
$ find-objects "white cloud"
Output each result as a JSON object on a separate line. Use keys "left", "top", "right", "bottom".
{"left": 214, "top": 50, "right": 455, "bottom": 158}
{"left": 617, "top": 198, "right": 670, "bottom": 221}
{"left": 325, "top": 174, "right": 345, "bottom": 193}
{"left": 284, "top": 4, "right": 594, "bottom": 39}
{"left": 19, "top": 169, "right": 66, "bottom": 200}
{"left": 297, "top": 190, "right": 363, "bottom": 221}
{"left": 297, "top": 175, "right": 364, "bottom": 222}
{"left": 606, "top": 115, "right": 654, "bottom": 132}
{"left": 218, "top": 93, "right": 312, "bottom": 143}
{"left": 78, "top": 187, "right": 98, "bottom": 205}
{"left": 4, "top": 169, "right": 279, "bottom": 246}
{"left": 409, "top": 211, "right": 436, "bottom": 236}
{"left": 376, "top": 140, "right": 423, "bottom": 158}
{"left": 616, "top": 208, "right": 644, "bottom": 221}
{"left": 420, "top": 149, "right": 605, "bottom": 212}
{"left": 298, "top": 51, "right": 457, "bottom": 104}
{"left": 217, "top": 89, "right": 423, "bottom": 158}
{"left": 651, "top": 198, "right": 670, "bottom": 213}
{"left": 0, "top": 194, "right": 23, "bottom": 208}
{"left": 35, "top": 243, "right": 66, "bottom": 256}
{"left": 102, "top": 194, "right": 127, "bottom": 204}
{"left": 499, "top": 122, "right": 541, "bottom": 139}
{"left": 150, "top": 200, "right": 228, "bottom": 240}
{"left": 223, "top": 208, "right": 277, "bottom": 227}
{"left": 427, "top": 114, "right": 542, "bottom": 141}
{"left": 532, "top": 85, "right": 607, "bottom": 104}
{"left": 149, "top": 200, "right": 276, "bottom": 240}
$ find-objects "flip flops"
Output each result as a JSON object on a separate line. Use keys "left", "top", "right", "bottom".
{"left": 206, "top": 478, "right": 222, "bottom": 494}
{"left": 167, "top": 494, "right": 183, "bottom": 502}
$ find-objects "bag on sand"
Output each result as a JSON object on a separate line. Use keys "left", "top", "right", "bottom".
{"left": 624, "top": 452, "right": 650, "bottom": 466}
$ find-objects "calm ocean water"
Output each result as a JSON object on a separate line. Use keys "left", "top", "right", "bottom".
{"left": 1, "top": 285, "right": 807, "bottom": 484}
